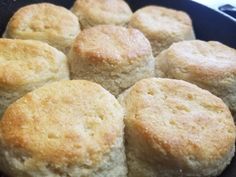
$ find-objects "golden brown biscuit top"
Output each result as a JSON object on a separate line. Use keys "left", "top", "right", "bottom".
{"left": 162, "top": 40, "right": 236, "bottom": 78}
{"left": 130, "top": 6, "right": 192, "bottom": 36}
{"left": 72, "top": 0, "right": 132, "bottom": 25}
{"left": 0, "top": 39, "right": 68, "bottom": 89}
{"left": 71, "top": 25, "right": 152, "bottom": 64}
{"left": 0, "top": 80, "right": 124, "bottom": 165}
{"left": 120, "top": 78, "right": 235, "bottom": 170}
{"left": 6, "top": 3, "right": 79, "bottom": 38}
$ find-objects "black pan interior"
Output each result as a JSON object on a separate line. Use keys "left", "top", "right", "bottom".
{"left": 0, "top": 0, "right": 235, "bottom": 177}
{"left": 0, "top": 0, "right": 236, "bottom": 48}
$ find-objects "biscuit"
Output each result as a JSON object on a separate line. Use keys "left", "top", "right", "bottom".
{"left": 0, "top": 80, "right": 127, "bottom": 177}
{"left": 71, "top": 0, "right": 132, "bottom": 29}
{"left": 4, "top": 3, "right": 80, "bottom": 53}
{"left": 0, "top": 39, "right": 69, "bottom": 116}
{"left": 118, "top": 78, "right": 236, "bottom": 177}
{"left": 129, "top": 6, "right": 195, "bottom": 56}
{"left": 69, "top": 25, "right": 155, "bottom": 96}
{"left": 156, "top": 40, "right": 236, "bottom": 118}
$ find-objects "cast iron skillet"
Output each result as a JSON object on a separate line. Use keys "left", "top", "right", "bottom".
{"left": 0, "top": 0, "right": 236, "bottom": 48}
{"left": 0, "top": 0, "right": 236, "bottom": 177}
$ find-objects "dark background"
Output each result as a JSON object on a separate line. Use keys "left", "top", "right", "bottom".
{"left": 0, "top": 0, "right": 236, "bottom": 48}
{"left": 0, "top": 0, "right": 236, "bottom": 177}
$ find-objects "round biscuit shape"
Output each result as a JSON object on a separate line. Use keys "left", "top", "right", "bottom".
{"left": 71, "top": 0, "right": 132, "bottom": 29}
{"left": 0, "top": 80, "right": 127, "bottom": 177}
{"left": 69, "top": 25, "right": 155, "bottom": 96}
{"left": 129, "top": 6, "right": 195, "bottom": 56}
{"left": 118, "top": 78, "right": 236, "bottom": 177}
{"left": 0, "top": 39, "right": 69, "bottom": 117}
{"left": 155, "top": 40, "right": 236, "bottom": 119}
{"left": 4, "top": 3, "right": 80, "bottom": 53}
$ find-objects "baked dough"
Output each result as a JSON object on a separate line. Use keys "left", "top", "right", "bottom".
{"left": 0, "top": 80, "right": 126, "bottom": 177}
{"left": 69, "top": 25, "right": 155, "bottom": 96}
{"left": 156, "top": 40, "right": 236, "bottom": 118}
{"left": 0, "top": 39, "right": 69, "bottom": 116}
{"left": 4, "top": 3, "right": 80, "bottom": 53}
{"left": 129, "top": 6, "right": 195, "bottom": 56}
{"left": 71, "top": 0, "right": 132, "bottom": 29}
{"left": 119, "top": 78, "right": 235, "bottom": 177}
